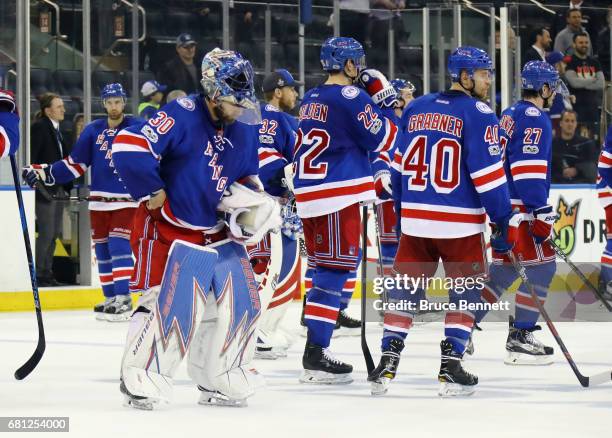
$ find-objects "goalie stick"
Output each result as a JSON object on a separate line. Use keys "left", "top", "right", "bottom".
{"left": 35, "top": 185, "right": 134, "bottom": 204}
{"left": 506, "top": 248, "right": 612, "bottom": 388}
{"left": 10, "top": 155, "right": 46, "bottom": 380}
{"left": 546, "top": 238, "right": 612, "bottom": 312}
{"left": 360, "top": 204, "right": 375, "bottom": 374}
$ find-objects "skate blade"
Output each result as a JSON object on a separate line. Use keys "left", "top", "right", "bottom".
{"left": 370, "top": 378, "right": 391, "bottom": 396}
{"left": 105, "top": 312, "right": 132, "bottom": 322}
{"left": 272, "top": 348, "right": 288, "bottom": 358}
{"left": 504, "top": 351, "right": 553, "bottom": 366}
{"left": 299, "top": 370, "right": 353, "bottom": 385}
{"left": 198, "top": 392, "right": 248, "bottom": 408}
{"left": 331, "top": 327, "right": 360, "bottom": 338}
{"left": 123, "top": 395, "right": 155, "bottom": 411}
{"left": 438, "top": 382, "right": 476, "bottom": 397}
{"left": 254, "top": 350, "right": 279, "bottom": 360}
{"left": 95, "top": 312, "right": 107, "bottom": 321}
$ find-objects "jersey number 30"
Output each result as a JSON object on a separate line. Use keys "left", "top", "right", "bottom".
{"left": 403, "top": 135, "right": 461, "bottom": 194}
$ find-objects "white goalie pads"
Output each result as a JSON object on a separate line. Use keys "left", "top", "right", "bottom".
{"left": 283, "top": 163, "right": 295, "bottom": 193}
{"left": 219, "top": 182, "right": 282, "bottom": 244}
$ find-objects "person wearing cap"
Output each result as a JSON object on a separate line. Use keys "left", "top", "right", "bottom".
{"left": 248, "top": 69, "right": 301, "bottom": 359}
{"left": 138, "top": 80, "right": 167, "bottom": 121}
{"left": 544, "top": 51, "right": 575, "bottom": 129}
{"left": 157, "top": 33, "right": 201, "bottom": 95}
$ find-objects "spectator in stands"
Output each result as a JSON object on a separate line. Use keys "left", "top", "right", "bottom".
{"left": 157, "top": 33, "right": 201, "bottom": 95}
{"left": 138, "top": 80, "right": 167, "bottom": 120}
{"left": 596, "top": 7, "right": 611, "bottom": 80}
{"left": 523, "top": 28, "right": 552, "bottom": 64}
{"left": 166, "top": 89, "right": 187, "bottom": 103}
{"left": 554, "top": 9, "right": 593, "bottom": 57}
{"left": 545, "top": 51, "right": 575, "bottom": 131}
{"left": 552, "top": 110, "right": 597, "bottom": 183}
{"left": 72, "top": 114, "right": 85, "bottom": 144}
{"left": 564, "top": 32, "right": 605, "bottom": 137}
{"left": 30, "top": 93, "right": 70, "bottom": 287}
{"left": 339, "top": 0, "right": 370, "bottom": 45}
{"left": 369, "top": 0, "right": 408, "bottom": 68}
{"left": 553, "top": 1, "right": 603, "bottom": 42}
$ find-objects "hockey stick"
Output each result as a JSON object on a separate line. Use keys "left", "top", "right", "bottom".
{"left": 547, "top": 238, "right": 612, "bottom": 312}
{"left": 361, "top": 204, "right": 375, "bottom": 374}
{"left": 506, "top": 249, "right": 611, "bottom": 387}
{"left": 10, "top": 155, "right": 46, "bottom": 380}
{"left": 35, "top": 185, "right": 134, "bottom": 204}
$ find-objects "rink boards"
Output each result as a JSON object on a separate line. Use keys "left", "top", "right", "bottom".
{"left": 0, "top": 185, "right": 606, "bottom": 311}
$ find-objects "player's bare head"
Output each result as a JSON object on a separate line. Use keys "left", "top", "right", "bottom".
{"left": 521, "top": 60, "right": 568, "bottom": 109}
{"left": 101, "top": 83, "right": 126, "bottom": 120}
{"left": 201, "top": 48, "right": 260, "bottom": 125}
{"left": 448, "top": 47, "right": 493, "bottom": 99}
{"left": 320, "top": 37, "right": 366, "bottom": 82}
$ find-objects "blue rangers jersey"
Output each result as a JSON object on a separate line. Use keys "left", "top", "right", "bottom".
{"left": 293, "top": 84, "right": 399, "bottom": 218}
{"left": 370, "top": 106, "right": 401, "bottom": 185}
{"left": 498, "top": 100, "right": 552, "bottom": 213}
{"left": 49, "top": 116, "right": 141, "bottom": 211}
{"left": 0, "top": 112, "right": 19, "bottom": 158}
{"left": 597, "top": 126, "right": 612, "bottom": 207}
{"left": 257, "top": 103, "right": 297, "bottom": 197}
{"left": 112, "top": 95, "right": 259, "bottom": 230}
{"left": 393, "top": 90, "right": 511, "bottom": 238}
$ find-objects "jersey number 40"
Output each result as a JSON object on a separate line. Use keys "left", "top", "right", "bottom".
{"left": 403, "top": 135, "right": 460, "bottom": 194}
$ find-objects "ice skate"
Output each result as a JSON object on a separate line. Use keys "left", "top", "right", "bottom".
{"left": 120, "top": 380, "right": 156, "bottom": 411}
{"left": 93, "top": 296, "right": 114, "bottom": 321}
{"left": 197, "top": 386, "right": 248, "bottom": 407}
{"left": 438, "top": 339, "right": 478, "bottom": 397}
{"left": 368, "top": 338, "right": 404, "bottom": 395}
{"left": 254, "top": 344, "right": 279, "bottom": 360}
{"left": 103, "top": 294, "right": 133, "bottom": 322}
{"left": 332, "top": 310, "right": 361, "bottom": 337}
{"left": 504, "top": 317, "right": 554, "bottom": 366}
{"left": 300, "top": 341, "right": 353, "bottom": 384}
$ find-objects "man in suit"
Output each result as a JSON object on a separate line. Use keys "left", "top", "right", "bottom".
{"left": 30, "top": 93, "right": 70, "bottom": 286}
{"left": 523, "top": 28, "right": 552, "bottom": 65}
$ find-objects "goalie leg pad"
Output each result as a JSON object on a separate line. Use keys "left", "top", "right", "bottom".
{"left": 121, "top": 240, "right": 218, "bottom": 402}
{"left": 188, "top": 239, "right": 263, "bottom": 401}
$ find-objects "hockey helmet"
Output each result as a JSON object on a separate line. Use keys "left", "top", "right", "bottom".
{"left": 101, "top": 83, "right": 127, "bottom": 102}
{"left": 447, "top": 46, "right": 493, "bottom": 82}
{"left": 521, "top": 60, "right": 568, "bottom": 97}
{"left": 320, "top": 37, "right": 366, "bottom": 73}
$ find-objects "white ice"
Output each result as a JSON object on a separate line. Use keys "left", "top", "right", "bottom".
{"left": 1, "top": 303, "right": 610, "bottom": 438}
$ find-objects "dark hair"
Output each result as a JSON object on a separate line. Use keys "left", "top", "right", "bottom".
{"left": 521, "top": 89, "right": 540, "bottom": 99}
{"left": 263, "top": 90, "right": 276, "bottom": 102}
{"left": 566, "top": 8, "right": 581, "bottom": 18}
{"left": 34, "top": 92, "right": 61, "bottom": 120}
{"left": 529, "top": 28, "right": 548, "bottom": 45}
{"left": 572, "top": 31, "right": 589, "bottom": 43}
{"left": 560, "top": 109, "right": 578, "bottom": 121}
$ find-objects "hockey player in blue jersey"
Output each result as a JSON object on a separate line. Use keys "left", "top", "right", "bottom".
{"left": 248, "top": 69, "right": 302, "bottom": 359}
{"left": 294, "top": 37, "right": 399, "bottom": 384}
{"left": 0, "top": 89, "right": 19, "bottom": 158}
{"left": 112, "top": 48, "right": 281, "bottom": 409}
{"left": 472, "top": 61, "right": 567, "bottom": 366}
{"left": 369, "top": 47, "right": 515, "bottom": 397}
{"left": 597, "top": 126, "right": 612, "bottom": 302}
{"left": 22, "top": 83, "right": 141, "bottom": 321}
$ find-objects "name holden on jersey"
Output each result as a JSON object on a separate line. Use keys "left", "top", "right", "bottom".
{"left": 373, "top": 299, "right": 511, "bottom": 312}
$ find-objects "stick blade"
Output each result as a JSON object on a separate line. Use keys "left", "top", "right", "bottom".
{"left": 584, "top": 371, "right": 612, "bottom": 387}
{"left": 14, "top": 341, "right": 45, "bottom": 380}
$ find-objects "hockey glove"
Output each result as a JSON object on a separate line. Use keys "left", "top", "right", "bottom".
{"left": 374, "top": 170, "right": 393, "bottom": 200}
{"left": 280, "top": 199, "right": 303, "bottom": 241}
{"left": 22, "top": 164, "right": 55, "bottom": 188}
{"left": 531, "top": 205, "right": 556, "bottom": 244}
{"left": 0, "top": 88, "right": 17, "bottom": 114}
{"left": 357, "top": 69, "right": 398, "bottom": 109}
{"left": 490, "top": 211, "right": 520, "bottom": 253}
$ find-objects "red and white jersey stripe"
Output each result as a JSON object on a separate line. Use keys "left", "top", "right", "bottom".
{"left": 258, "top": 147, "right": 285, "bottom": 168}
{"left": 510, "top": 159, "right": 548, "bottom": 181}
{"left": 112, "top": 131, "right": 160, "bottom": 159}
{"left": 0, "top": 125, "right": 11, "bottom": 158}
{"left": 400, "top": 202, "right": 486, "bottom": 238}
{"left": 295, "top": 176, "right": 376, "bottom": 218}
{"left": 470, "top": 161, "right": 507, "bottom": 193}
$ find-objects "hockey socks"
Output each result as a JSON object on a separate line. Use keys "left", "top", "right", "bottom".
{"left": 94, "top": 241, "right": 115, "bottom": 298}
{"left": 108, "top": 235, "right": 133, "bottom": 296}
{"left": 303, "top": 267, "right": 354, "bottom": 348}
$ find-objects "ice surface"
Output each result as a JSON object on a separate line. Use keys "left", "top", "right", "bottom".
{"left": 1, "top": 303, "right": 610, "bottom": 438}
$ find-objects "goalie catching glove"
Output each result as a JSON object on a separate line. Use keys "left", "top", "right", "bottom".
{"left": 218, "top": 182, "right": 282, "bottom": 244}
{"left": 357, "top": 68, "right": 398, "bottom": 109}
